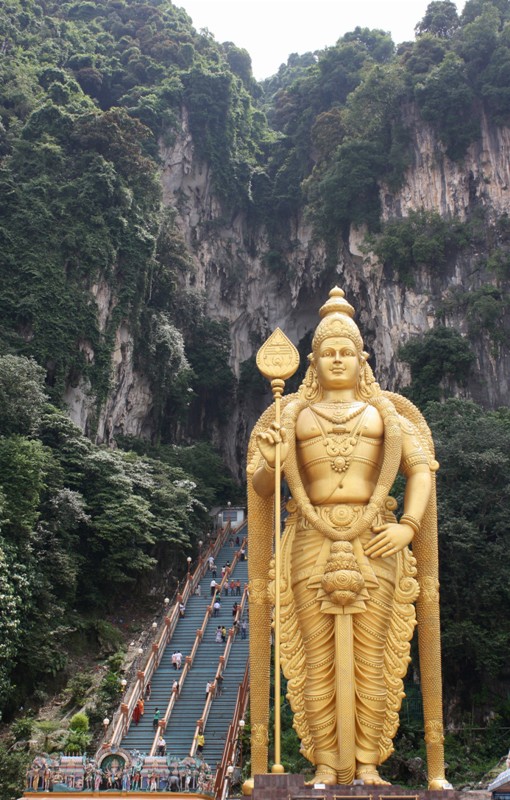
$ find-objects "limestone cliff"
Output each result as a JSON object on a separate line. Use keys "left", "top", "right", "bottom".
{"left": 67, "top": 105, "right": 510, "bottom": 467}
{"left": 160, "top": 106, "right": 509, "bottom": 413}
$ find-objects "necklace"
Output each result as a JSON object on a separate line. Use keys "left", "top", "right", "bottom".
{"left": 312, "top": 401, "right": 368, "bottom": 434}
{"left": 311, "top": 406, "right": 368, "bottom": 481}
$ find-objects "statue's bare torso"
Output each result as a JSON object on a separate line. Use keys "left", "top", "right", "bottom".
{"left": 296, "top": 402, "right": 384, "bottom": 506}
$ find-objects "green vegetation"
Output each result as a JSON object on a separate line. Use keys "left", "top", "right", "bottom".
{"left": 369, "top": 209, "right": 472, "bottom": 284}
{"left": 0, "top": 1, "right": 510, "bottom": 792}
{"left": 441, "top": 285, "right": 510, "bottom": 350}
{"left": 0, "top": 0, "right": 268, "bottom": 426}
{"left": 399, "top": 326, "right": 474, "bottom": 406}
{"left": 427, "top": 400, "right": 510, "bottom": 718}
{"left": 63, "top": 712, "right": 91, "bottom": 754}
{"left": 0, "top": 355, "right": 204, "bottom": 718}
{"left": 258, "top": 0, "right": 510, "bottom": 256}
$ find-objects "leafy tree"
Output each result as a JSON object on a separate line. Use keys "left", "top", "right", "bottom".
{"left": 398, "top": 326, "right": 474, "bottom": 406}
{"left": 0, "top": 741, "right": 30, "bottom": 800}
{"left": 305, "top": 138, "right": 387, "bottom": 244}
{"left": 370, "top": 210, "right": 470, "bottom": 284}
{"left": 460, "top": 0, "right": 510, "bottom": 27}
{"left": 185, "top": 317, "right": 236, "bottom": 431}
{"left": 415, "top": 52, "right": 480, "bottom": 159}
{"left": 310, "top": 108, "right": 346, "bottom": 161}
{"left": 481, "top": 41, "right": 510, "bottom": 123}
{"left": 0, "top": 355, "right": 47, "bottom": 436}
{"left": 402, "top": 34, "right": 448, "bottom": 78}
{"left": 415, "top": 1, "right": 460, "bottom": 38}
{"left": 63, "top": 711, "right": 91, "bottom": 754}
{"left": 462, "top": 285, "right": 510, "bottom": 348}
{"left": 342, "top": 27, "right": 395, "bottom": 63}
{"left": 455, "top": 3, "right": 501, "bottom": 86}
{"left": 222, "top": 42, "right": 260, "bottom": 97}
{"left": 426, "top": 400, "right": 510, "bottom": 712}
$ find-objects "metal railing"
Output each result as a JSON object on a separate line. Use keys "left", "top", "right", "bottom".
{"left": 189, "top": 571, "right": 248, "bottom": 757}
{"left": 107, "top": 524, "right": 232, "bottom": 747}
{"left": 148, "top": 537, "right": 247, "bottom": 756}
{"left": 214, "top": 658, "right": 250, "bottom": 799}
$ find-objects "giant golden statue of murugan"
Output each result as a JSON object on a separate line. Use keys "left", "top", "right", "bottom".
{"left": 246, "top": 287, "right": 449, "bottom": 789}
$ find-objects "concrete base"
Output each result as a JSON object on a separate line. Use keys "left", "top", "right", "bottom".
{"left": 251, "top": 774, "right": 460, "bottom": 800}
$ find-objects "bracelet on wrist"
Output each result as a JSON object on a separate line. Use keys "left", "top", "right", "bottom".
{"left": 263, "top": 461, "right": 275, "bottom": 474}
{"left": 400, "top": 514, "right": 420, "bottom": 535}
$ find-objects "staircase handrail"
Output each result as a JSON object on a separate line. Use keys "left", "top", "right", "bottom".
{"left": 214, "top": 658, "right": 250, "bottom": 799}
{"left": 148, "top": 537, "right": 247, "bottom": 756}
{"left": 110, "top": 524, "right": 232, "bottom": 745}
{"left": 189, "top": 581, "right": 248, "bottom": 758}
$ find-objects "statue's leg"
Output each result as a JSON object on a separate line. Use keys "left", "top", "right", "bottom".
{"left": 353, "top": 557, "right": 395, "bottom": 784}
{"left": 291, "top": 526, "right": 338, "bottom": 782}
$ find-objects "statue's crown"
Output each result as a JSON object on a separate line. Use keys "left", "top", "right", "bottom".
{"left": 319, "top": 286, "right": 355, "bottom": 320}
{"left": 313, "top": 287, "right": 363, "bottom": 354}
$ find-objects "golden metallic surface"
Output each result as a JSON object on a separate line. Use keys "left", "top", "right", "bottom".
{"left": 421, "top": 577, "right": 440, "bottom": 604}
{"left": 247, "top": 288, "right": 448, "bottom": 788}
{"left": 256, "top": 326, "right": 300, "bottom": 772}
{"left": 248, "top": 579, "right": 269, "bottom": 605}
{"left": 252, "top": 723, "right": 269, "bottom": 746}
{"left": 256, "top": 327, "right": 300, "bottom": 382}
{"left": 425, "top": 720, "right": 446, "bottom": 745}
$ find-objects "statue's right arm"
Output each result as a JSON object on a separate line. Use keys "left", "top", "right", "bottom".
{"left": 252, "top": 423, "right": 288, "bottom": 497}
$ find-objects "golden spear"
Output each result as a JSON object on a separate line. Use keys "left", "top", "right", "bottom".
{"left": 255, "top": 328, "right": 300, "bottom": 774}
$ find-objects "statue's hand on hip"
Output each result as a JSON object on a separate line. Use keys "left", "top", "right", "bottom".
{"left": 256, "top": 423, "right": 288, "bottom": 469}
{"left": 364, "top": 522, "right": 414, "bottom": 558}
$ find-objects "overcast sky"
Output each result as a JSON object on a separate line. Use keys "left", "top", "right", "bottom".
{"left": 174, "top": 0, "right": 466, "bottom": 80}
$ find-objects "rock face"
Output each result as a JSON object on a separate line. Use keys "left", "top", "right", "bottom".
{"left": 65, "top": 281, "right": 154, "bottom": 444}
{"left": 383, "top": 108, "right": 510, "bottom": 221}
{"left": 67, "top": 105, "right": 510, "bottom": 467}
{"left": 160, "top": 107, "right": 509, "bottom": 405}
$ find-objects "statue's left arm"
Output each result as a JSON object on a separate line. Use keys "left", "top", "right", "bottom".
{"left": 365, "top": 417, "right": 432, "bottom": 559}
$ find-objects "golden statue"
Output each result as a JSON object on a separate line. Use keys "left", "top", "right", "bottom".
{"left": 246, "top": 288, "right": 449, "bottom": 789}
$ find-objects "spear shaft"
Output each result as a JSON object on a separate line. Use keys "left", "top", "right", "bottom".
{"left": 255, "top": 328, "right": 299, "bottom": 775}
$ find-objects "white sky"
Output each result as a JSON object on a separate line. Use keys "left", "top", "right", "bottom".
{"left": 174, "top": 0, "right": 466, "bottom": 80}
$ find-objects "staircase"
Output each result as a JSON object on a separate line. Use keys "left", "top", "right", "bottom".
{"left": 191, "top": 552, "right": 248, "bottom": 768}
{"left": 120, "top": 528, "right": 249, "bottom": 767}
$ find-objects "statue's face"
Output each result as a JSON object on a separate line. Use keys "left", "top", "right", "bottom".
{"left": 315, "top": 336, "right": 360, "bottom": 391}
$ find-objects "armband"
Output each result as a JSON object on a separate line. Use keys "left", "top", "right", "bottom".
{"left": 401, "top": 452, "right": 429, "bottom": 476}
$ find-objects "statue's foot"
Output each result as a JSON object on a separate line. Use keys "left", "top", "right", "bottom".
{"left": 305, "top": 765, "right": 337, "bottom": 785}
{"left": 428, "top": 778, "right": 453, "bottom": 790}
{"left": 356, "top": 764, "right": 391, "bottom": 785}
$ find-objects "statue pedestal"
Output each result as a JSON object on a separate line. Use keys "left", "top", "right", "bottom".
{"left": 252, "top": 774, "right": 459, "bottom": 800}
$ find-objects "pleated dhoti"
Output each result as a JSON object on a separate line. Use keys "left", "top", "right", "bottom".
{"left": 291, "top": 514, "right": 396, "bottom": 774}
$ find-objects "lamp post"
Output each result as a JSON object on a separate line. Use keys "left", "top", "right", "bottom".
{"left": 187, "top": 556, "right": 192, "bottom": 577}
{"left": 120, "top": 678, "right": 127, "bottom": 694}
{"left": 103, "top": 717, "right": 110, "bottom": 736}
{"left": 164, "top": 597, "right": 170, "bottom": 608}
{"left": 136, "top": 646, "right": 143, "bottom": 668}
{"left": 239, "top": 719, "right": 245, "bottom": 772}
{"left": 151, "top": 621, "right": 158, "bottom": 636}
{"left": 198, "top": 540, "right": 203, "bottom": 558}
